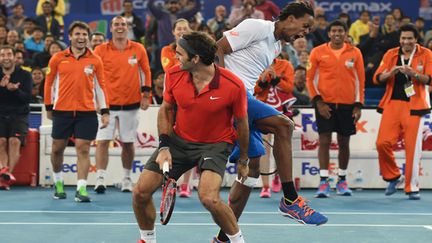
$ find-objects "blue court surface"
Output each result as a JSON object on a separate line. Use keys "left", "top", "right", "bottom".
{"left": 0, "top": 187, "right": 431, "bottom": 243}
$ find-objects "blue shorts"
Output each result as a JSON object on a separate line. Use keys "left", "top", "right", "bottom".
{"left": 229, "top": 93, "right": 281, "bottom": 162}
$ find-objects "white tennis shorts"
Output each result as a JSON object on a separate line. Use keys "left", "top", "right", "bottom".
{"left": 96, "top": 109, "right": 139, "bottom": 143}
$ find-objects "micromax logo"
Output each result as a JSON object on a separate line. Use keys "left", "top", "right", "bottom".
{"left": 317, "top": 2, "right": 392, "bottom": 13}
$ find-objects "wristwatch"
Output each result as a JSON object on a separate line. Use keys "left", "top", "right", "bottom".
{"left": 238, "top": 158, "right": 250, "bottom": 166}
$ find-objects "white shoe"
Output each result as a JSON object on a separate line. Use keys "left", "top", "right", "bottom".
{"left": 121, "top": 177, "right": 133, "bottom": 192}
{"left": 94, "top": 177, "right": 106, "bottom": 194}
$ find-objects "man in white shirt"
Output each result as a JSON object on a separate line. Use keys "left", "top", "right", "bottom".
{"left": 213, "top": 2, "right": 327, "bottom": 242}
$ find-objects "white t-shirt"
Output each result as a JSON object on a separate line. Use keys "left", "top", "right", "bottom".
{"left": 223, "top": 19, "right": 282, "bottom": 94}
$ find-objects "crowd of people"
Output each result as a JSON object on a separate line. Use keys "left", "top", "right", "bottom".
{"left": 0, "top": 0, "right": 430, "bottom": 242}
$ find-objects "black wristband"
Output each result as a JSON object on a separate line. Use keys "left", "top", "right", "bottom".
{"left": 258, "top": 81, "right": 269, "bottom": 89}
{"left": 158, "top": 134, "right": 170, "bottom": 149}
{"left": 270, "top": 77, "right": 280, "bottom": 86}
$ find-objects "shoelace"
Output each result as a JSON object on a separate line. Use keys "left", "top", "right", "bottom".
{"left": 297, "top": 197, "right": 316, "bottom": 217}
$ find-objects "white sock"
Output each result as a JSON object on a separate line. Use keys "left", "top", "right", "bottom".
{"left": 338, "top": 169, "right": 347, "bottom": 176}
{"left": 53, "top": 172, "right": 63, "bottom": 183}
{"left": 77, "top": 179, "right": 87, "bottom": 190}
{"left": 320, "top": 169, "right": 329, "bottom": 177}
{"left": 97, "top": 169, "right": 106, "bottom": 179}
{"left": 140, "top": 229, "right": 156, "bottom": 243}
{"left": 124, "top": 168, "right": 131, "bottom": 178}
{"left": 226, "top": 230, "right": 245, "bottom": 243}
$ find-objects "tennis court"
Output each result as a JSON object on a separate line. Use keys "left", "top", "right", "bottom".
{"left": 0, "top": 187, "right": 431, "bottom": 243}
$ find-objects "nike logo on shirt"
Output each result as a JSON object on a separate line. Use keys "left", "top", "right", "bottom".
{"left": 210, "top": 96, "right": 221, "bottom": 100}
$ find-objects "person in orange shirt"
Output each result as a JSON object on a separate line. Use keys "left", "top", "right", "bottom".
{"left": 44, "top": 21, "right": 110, "bottom": 203}
{"left": 254, "top": 57, "right": 294, "bottom": 198}
{"left": 373, "top": 24, "right": 432, "bottom": 200}
{"left": 160, "top": 18, "right": 190, "bottom": 72}
{"left": 306, "top": 20, "right": 365, "bottom": 198}
{"left": 93, "top": 16, "right": 151, "bottom": 194}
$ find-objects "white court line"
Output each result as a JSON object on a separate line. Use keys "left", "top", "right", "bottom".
{"left": 424, "top": 226, "right": 432, "bottom": 231}
{"left": 0, "top": 222, "right": 429, "bottom": 228}
{"left": 0, "top": 211, "right": 431, "bottom": 216}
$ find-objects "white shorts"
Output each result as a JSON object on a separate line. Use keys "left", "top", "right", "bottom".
{"left": 96, "top": 109, "right": 139, "bottom": 143}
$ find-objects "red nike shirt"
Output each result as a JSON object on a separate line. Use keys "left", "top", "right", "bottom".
{"left": 164, "top": 65, "right": 247, "bottom": 144}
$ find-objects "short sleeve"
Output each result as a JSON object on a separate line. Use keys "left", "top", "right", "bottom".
{"left": 223, "top": 19, "right": 273, "bottom": 52}
{"left": 163, "top": 71, "right": 176, "bottom": 104}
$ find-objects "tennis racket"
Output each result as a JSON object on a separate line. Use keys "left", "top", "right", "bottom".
{"left": 160, "top": 161, "right": 177, "bottom": 225}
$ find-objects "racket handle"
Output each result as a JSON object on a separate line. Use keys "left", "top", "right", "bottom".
{"left": 162, "top": 161, "right": 169, "bottom": 174}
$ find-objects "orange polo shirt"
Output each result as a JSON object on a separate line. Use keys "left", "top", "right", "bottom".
{"left": 94, "top": 40, "right": 151, "bottom": 107}
{"left": 44, "top": 48, "right": 109, "bottom": 114}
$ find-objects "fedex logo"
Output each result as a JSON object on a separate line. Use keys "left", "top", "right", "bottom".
{"left": 301, "top": 113, "right": 318, "bottom": 132}
{"left": 301, "top": 162, "right": 337, "bottom": 175}
{"left": 62, "top": 163, "right": 97, "bottom": 173}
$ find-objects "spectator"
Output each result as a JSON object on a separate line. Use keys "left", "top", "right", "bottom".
{"left": 36, "top": 0, "right": 65, "bottom": 31}
{"left": 6, "top": 30, "right": 21, "bottom": 46}
{"left": 14, "top": 49, "right": 32, "bottom": 73}
{"left": 93, "top": 16, "right": 151, "bottom": 194}
{"left": 147, "top": 0, "right": 201, "bottom": 47}
{"left": 207, "top": 5, "right": 229, "bottom": 39}
{"left": 381, "top": 14, "right": 396, "bottom": 35}
{"left": 297, "top": 49, "right": 309, "bottom": 68}
{"left": 24, "top": 26, "right": 45, "bottom": 55}
{"left": 338, "top": 12, "right": 351, "bottom": 29}
{"left": 0, "top": 15, "right": 6, "bottom": 27}
{"left": 309, "top": 14, "right": 328, "bottom": 47}
{"left": 307, "top": 20, "right": 365, "bottom": 198}
{"left": 0, "top": 25, "right": 7, "bottom": 45}
{"left": 373, "top": 24, "right": 432, "bottom": 200}
{"left": 44, "top": 21, "right": 110, "bottom": 203}
{"left": 150, "top": 70, "right": 164, "bottom": 104}
{"left": 293, "top": 65, "right": 309, "bottom": 105}
{"left": 287, "top": 37, "right": 308, "bottom": 67}
{"left": 391, "top": 7, "right": 404, "bottom": 29}
{"left": 160, "top": 18, "right": 190, "bottom": 72}
{"left": 30, "top": 67, "right": 45, "bottom": 103}
{"left": 21, "top": 18, "right": 36, "bottom": 40}
{"left": 35, "top": 0, "right": 61, "bottom": 39}
{"left": 0, "top": 46, "right": 33, "bottom": 190}
{"left": 229, "top": 0, "right": 264, "bottom": 27}
{"left": 401, "top": 16, "right": 412, "bottom": 26}
{"left": 90, "top": 32, "right": 105, "bottom": 50}
{"left": 255, "top": 0, "right": 280, "bottom": 21}
{"left": 415, "top": 17, "right": 425, "bottom": 42}
{"left": 121, "top": 0, "right": 145, "bottom": 42}
{"left": 34, "top": 40, "right": 62, "bottom": 69}
{"left": 7, "top": 3, "right": 27, "bottom": 33}
{"left": 349, "top": 10, "right": 370, "bottom": 45}
{"left": 32, "top": 34, "right": 54, "bottom": 68}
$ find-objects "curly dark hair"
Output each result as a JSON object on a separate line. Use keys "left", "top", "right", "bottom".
{"left": 278, "top": 1, "right": 314, "bottom": 21}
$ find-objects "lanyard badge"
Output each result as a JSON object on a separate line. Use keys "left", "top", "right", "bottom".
{"left": 400, "top": 47, "right": 416, "bottom": 98}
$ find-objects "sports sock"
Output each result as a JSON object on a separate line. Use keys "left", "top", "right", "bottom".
{"left": 140, "top": 229, "right": 156, "bottom": 243}
{"left": 124, "top": 168, "right": 131, "bottom": 178}
{"left": 226, "top": 230, "right": 245, "bottom": 243}
{"left": 338, "top": 169, "right": 347, "bottom": 181}
{"left": 217, "top": 230, "right": 230, "bottom": 242}
{"left": 97, "top": 169, "right": 106, "bottom": 179}
{"left": 77, "top": 179, "right": 87, "bottom": 190}
{"left": 53, "top": 172, "right": 63, "bottom": 183}
{"left": 282, "top": 181, "right": 298, "bottom": 204}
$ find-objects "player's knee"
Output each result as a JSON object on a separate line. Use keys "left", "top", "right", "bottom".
{"left": 198, "top": 191, "right": 219, "bottom": 211}
{"left": 275, "top": 116, "right": 294, "bottom": 137}
{"left": 132, "top": 186, "right": 152, "bottom": 204}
